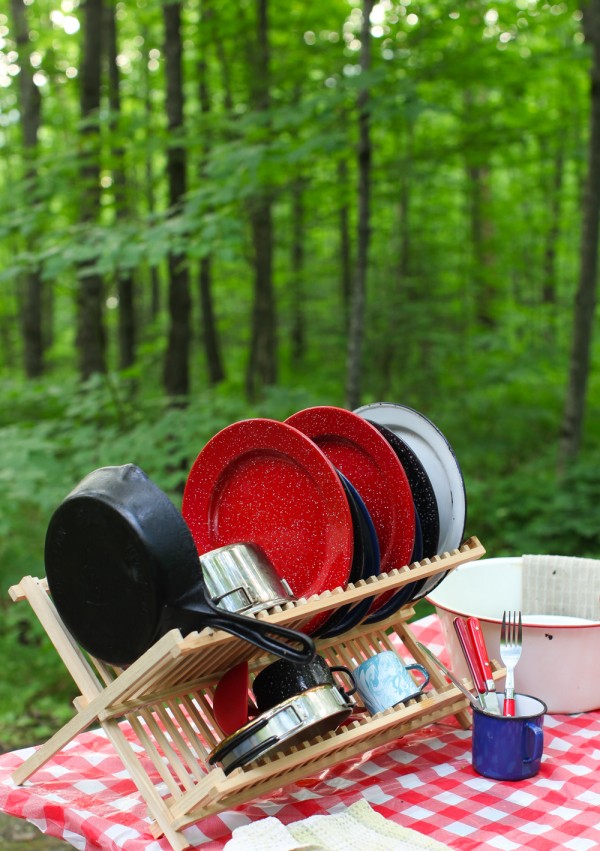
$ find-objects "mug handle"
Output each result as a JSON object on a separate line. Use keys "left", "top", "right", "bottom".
{"left": 330, "top": 665, "right": 357, "bottom": 698}
{"left": 523, "top": 722, "right": 544, "bottom": 764}
{"left": 406, "top": 663, "right": 430, "bottom": 690}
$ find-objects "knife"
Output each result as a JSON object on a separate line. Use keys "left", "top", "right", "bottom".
{"left": 453, "top": 617, "right": 486, "bottom": 709}
{"left": 453, "top": 617, "right": 500, "bottom": 715}
{"left": 466, "top": 616, "right": 501, "bottom": 715}
{"left": 415, "top": 642, "right": 481, "bottom": 710}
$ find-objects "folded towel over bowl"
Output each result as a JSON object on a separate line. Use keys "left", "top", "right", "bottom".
{"left": 522, "top": 554, "right": 600, "bottom": 621}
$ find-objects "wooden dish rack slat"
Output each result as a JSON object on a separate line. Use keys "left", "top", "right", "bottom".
{"left": 9, "top": 536, "right": 503, "bottom": 851}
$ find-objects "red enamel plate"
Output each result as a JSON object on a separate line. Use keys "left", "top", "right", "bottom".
{"left": 182, "top": 418, "right": 354, "bottom": 633}
{"left": 285, "top": 406, "right": 415, "bottom": 615}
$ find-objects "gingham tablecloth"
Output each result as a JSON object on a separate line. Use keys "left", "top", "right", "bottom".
{"left": 1, "top": 615, "right": 599, "bottom": 851}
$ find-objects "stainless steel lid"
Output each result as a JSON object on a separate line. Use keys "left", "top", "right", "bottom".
{"left": 208, "top": 684, "right": 353, "bottom": 774}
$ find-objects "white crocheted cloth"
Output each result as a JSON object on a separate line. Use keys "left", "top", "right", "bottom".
{"left": 522, "top": 554, "right": 600, "bottom": 621}
{"left": 223, "top": 799, "right": 452, "bottom": 850}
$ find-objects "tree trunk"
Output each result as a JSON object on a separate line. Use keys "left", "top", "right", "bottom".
{"left": 245, "top": 0, "right": 277, "bottom": 400}
{"left": 11, "top": 0, "right": 44, "bottom": 378}
{"left": 247, "top": 201, "right": 277, "bottom": 399}
{"left": 338, "top": 158, "right": 352, "bottom": 319}
{"left": 467, "top": 162, "right": 495, "bottom": 329}
{"left": 558, "top": 0, "right": 600, "bottom": 470}
{"left": 43, "top": 284, "right": 54, "bottom": 351}
{"left": 162, "top": 1, "right": 191, "bottom": 400}
{"left": 105, "top": 5, "right": 136, "bottom": 371}
{"left": 142, "top": 24, "right": 161, "bottom": 322}
{"left": 209, "top": 0, "right": 235, "bottom": 113}
{"left": 197, "top": 2, "right": 225, "bottom": 385}
{"left": 461, "top": 82, "right": 496, "bottom": 332}
{"left": 290, "top": 176, "right": 306, "bottom": 364}
{"left": 542, "top": 144, "right": 565, "bottom": 306}
{"left": 379, "top": 141, "right": 413, "bottom": 392}
{"left": 345, "top": 0, "right": 373, "bottom": 411}
{"left": 77, "top": 0, "right": 106, "bottom": 379}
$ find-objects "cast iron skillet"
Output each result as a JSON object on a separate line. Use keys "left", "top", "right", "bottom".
{"left": 44, "top": 464, "right": 315, "bottom": 667}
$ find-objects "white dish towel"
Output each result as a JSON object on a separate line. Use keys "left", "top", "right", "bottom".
{"left": 223, "top": 799, "right": 453, "bottom": 850}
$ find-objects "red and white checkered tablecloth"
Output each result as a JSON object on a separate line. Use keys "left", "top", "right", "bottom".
{"left": 1, "top": 615, "right": 599, "bottom": 851}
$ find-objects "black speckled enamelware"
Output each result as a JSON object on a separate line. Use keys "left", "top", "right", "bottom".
{"left": 313, "top": 471, "right": 376, "bottom": 639}
{"left": 252, "top": 653, "right": 356, "bottom": 714}
{"left": 367, "top": 421, "right": 439, "bottom": 559}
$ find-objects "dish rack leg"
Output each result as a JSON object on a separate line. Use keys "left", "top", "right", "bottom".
{"left": 101, "top": 718, "right": 191, "bottom": 851}
{"left": 11, "top": 693, "right": 114, "bottom": 785}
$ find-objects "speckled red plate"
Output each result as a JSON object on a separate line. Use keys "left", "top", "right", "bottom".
{"left": 285, "top": 406, "right": 415, "bottom": 615}
{"left": 182, "top": 418, "right": 354, "bottom": 634}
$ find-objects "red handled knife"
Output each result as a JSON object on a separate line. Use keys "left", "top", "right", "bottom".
{"left": 453, "top": 617, "right": 500, "bottom": 715}
{"left": 467, "top": 616, "right": 501, "bottom": 715}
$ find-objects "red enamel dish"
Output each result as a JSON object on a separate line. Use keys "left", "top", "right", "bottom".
{"left": 284, "top": 406, "right": 415, "bottom": 615}
{"left": 182, "top": 418, "right": 354, "bottom": 634}
{"left": 212, "top": 661, "right": 256, "bottom": 736}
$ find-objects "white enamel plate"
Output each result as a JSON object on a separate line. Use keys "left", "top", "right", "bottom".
{"left": 354, "top": 402, "right": 467, "bottom": 597}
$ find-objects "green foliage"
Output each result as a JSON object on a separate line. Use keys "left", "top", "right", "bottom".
{"left": 0, "top": 0, "right": 598, "bottom": 753}
{"left": 0, "top": 604, "right": 76, "bottom": 750}
{"left": 471, "top": 448, "right": 600, "bottom": 559}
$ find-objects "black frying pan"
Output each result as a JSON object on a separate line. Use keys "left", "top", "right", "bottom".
{"left": 44, "top": 464, "right": 315, "bottom": 666}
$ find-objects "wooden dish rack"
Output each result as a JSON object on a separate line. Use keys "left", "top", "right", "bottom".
{"left": 9, "top": 536, "right": 504, "bottom": 851}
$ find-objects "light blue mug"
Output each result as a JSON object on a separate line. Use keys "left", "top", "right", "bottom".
{"left": 354, "top": 651, "right": 430, "bottom": 715}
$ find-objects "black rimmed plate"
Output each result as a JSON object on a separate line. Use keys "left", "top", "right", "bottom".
{"left": 316, "top": 472, "right": 380, "bottom": 639}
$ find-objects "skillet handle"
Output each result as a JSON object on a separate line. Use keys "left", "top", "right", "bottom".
{"left": 160, "top": 602, "right": 316, "bottom": 664}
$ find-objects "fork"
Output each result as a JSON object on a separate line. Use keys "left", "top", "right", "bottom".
{"left": 500, "top": 610, "right": 522, "bottom": 716}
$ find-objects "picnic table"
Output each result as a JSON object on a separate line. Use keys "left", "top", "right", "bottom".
{"left": 0, "top": 614, "right": 598, "bottom": 850}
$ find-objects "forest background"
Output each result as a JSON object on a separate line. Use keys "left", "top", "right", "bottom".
{"left": 1, "top": 0, "right": 600, "bottom": 751}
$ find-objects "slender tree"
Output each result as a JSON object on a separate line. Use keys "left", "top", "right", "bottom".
{"left": 377, "top": 120, "right": 414, "bottom": 394}
{"left": 11, "top": 0, "right": 44, "bottom": 378}
{"left": 105, "top": 4, "right": 136, "bottom": 370}
{"left": 162, "top": 1, "right": 191, "bottom": 399}
{"left": 77, "top": 0, "right": 106, "bottom": 379}
{"left": 246, "top": 0, "right": 277, "bottom": 400}
{"left": 338, "top": 157, "right": 352, "bottom": 317}
{"left": 463, "top": 88, "right": 496, "bottom": 331}
{"left": 541, "top": 141, "right": 565, "bottom": 307}
{"left": 346, "top": 0, "right": 373, "bottom": 410}
{"left": 290, "top": 175, "right": 306, "bottom": 364}
{"left": 141, "top": 24, "right": 161, "bottom": 321}
{"left": 558, "top": 0, "right": 600, "bottom": 469}
{"left": 197, "top": 0, "right": 225, "bottom": 385}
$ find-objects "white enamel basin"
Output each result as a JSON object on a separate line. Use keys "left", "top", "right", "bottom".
{"left": 427, "top": 557, "right": 600, "bottom": 714}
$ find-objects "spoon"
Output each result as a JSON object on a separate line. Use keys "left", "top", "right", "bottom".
{"left": 416, "top": 642, "right": 481, "bottom": 710}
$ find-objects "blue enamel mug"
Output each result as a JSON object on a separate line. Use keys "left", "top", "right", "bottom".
{"left": 354, "top": 650, "right": 430, "bottom": 715}
{"left": 472, "top": 693, "right": 547, "bottom": 781}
